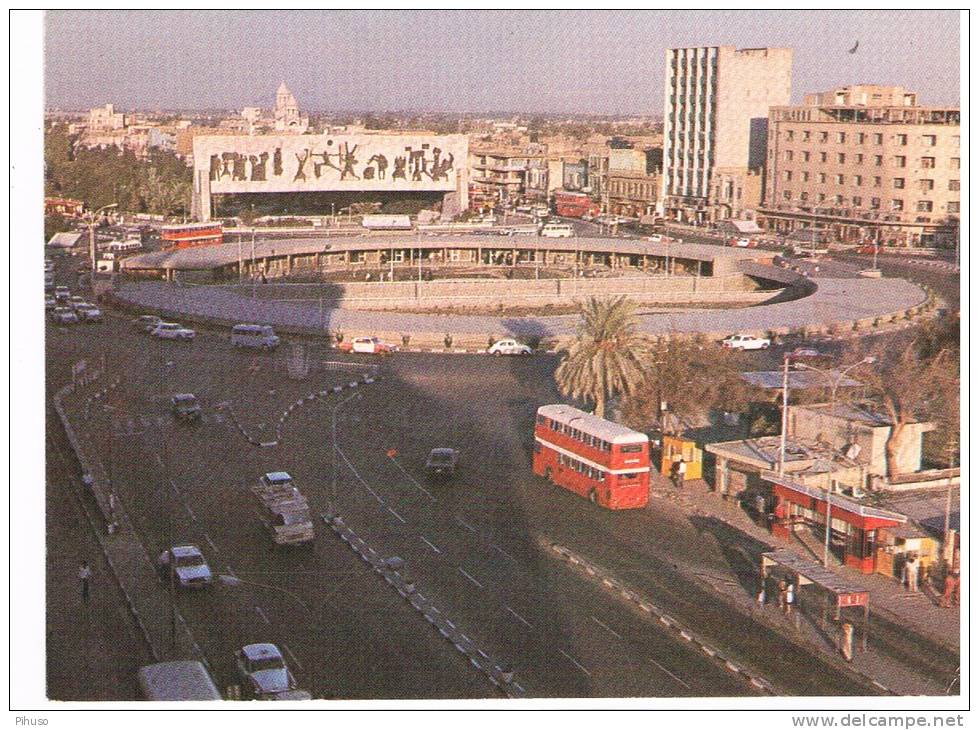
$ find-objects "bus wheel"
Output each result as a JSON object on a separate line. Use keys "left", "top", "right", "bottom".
{"left": 589, "top": 489, "right": 598, "bottom": 504}
{"left": 544, "top": 467, "right": 553, "bottom": 483}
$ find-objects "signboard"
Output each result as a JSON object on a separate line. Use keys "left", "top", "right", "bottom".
{"left": 837, "top": 591, "right": 869, "bottom": 608}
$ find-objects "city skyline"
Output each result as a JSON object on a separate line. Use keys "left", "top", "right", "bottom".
{"left": 45, "top": 10, "right": 961, "bottom": 114}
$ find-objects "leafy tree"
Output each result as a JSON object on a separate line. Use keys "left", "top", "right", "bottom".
{"left": 846, "top": 337, "right": 959, "bottom": 476}
{"left": 619, "top": 336, "right": 758, "bottom": 434}
{"left": 44, "top": 212, "right": 69, "bottom": 241}
{"left": 554, "top": 296, "right": 653, "bottom": 418}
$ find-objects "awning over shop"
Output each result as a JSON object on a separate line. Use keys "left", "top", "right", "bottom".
{"left": 742, "top": 371, "right": 863, "bottom": 391}
{"left": 762, "top": 549, "right": 869, "bottom": 607}
{"left": 763, "top": 473, "right": 908, "bottom": 526}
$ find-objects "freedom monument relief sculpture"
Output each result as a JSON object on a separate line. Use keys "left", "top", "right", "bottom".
{"left": 192, "top": 133, "right": 469, "bottom": 220}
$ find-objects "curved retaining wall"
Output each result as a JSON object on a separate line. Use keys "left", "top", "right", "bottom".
{"left": 109, "top": 270, "right": 928, "bottom": 349}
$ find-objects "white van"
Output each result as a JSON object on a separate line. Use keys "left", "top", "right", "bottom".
{"left": 539, "top": 223, "right": 574, "bottom": 238}
{"left": 232, "top": 324, "right": 281, "bottom": 350}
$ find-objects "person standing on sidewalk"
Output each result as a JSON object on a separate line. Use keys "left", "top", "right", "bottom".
{"left": 672, "top": 458, "right": 687, "bottom": 489}
{"left": 79, "top": 560, "right": 93, "bottom": 603}
{"left": 785, "top": 581, "right": 795, "bottom": 615}
{"left": 905, "top": 554, "right": 919, "bottom": 593}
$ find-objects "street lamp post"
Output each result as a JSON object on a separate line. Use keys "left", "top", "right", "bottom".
{"left": 217, "top": 574, "right": 309, "bottom": 611}
{"left": 790, "top": 356, "right": 876, "bottom": 567}
{"left": 86, "top": 203, "right": 118, "bottom": 273}
{"left": 331, "top": 391, "right": 363, "bottom": 504}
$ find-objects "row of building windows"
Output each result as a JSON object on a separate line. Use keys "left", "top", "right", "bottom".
{"left": 556, "top": 452, "right": 606, "bottom": 482}
{"left": 781, "top": 171, "right": 959, "bottom": 192}
{"left": 537, "top": 415, "right": 613, "bottom": 452}
{"left": 780, "top": 150, "right": 958, "bottom": 169}
{"left": 783, "top": 130, "right": 958, "bottom": 146}
{"left": 779, "top": 191, "right": 958, "bottom": 213}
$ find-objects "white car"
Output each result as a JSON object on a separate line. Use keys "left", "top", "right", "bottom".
{"left": 74, "top": 303, "right": 104, "bottom": 322}
{"left": 50, "top": 307, "right": 79, "bottom": 325}
{"left": 152, "top": 322, "right": 196, "bottom": 341}
{"left": 340, "top": 336, "right": 397, "bottom": 354}
{"left": 646, "top": 234, "right": 664, "bottom": 243}
{"left": 488, "top": 338, "right": 533, "bottom": 356}
{"left": 235, "top": 643, "right": 300, "bottom": 699}
{"left": 159, "top": 545, "right": 213, "bottom": 589}
{"left": 721, "top": 334, "right": 771, "bottom": 351}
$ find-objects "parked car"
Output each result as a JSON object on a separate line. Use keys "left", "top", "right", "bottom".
{"left": 729, "top": 238, "right": 757, "bottom": 248}
{"left": 50, "top": 307, "right": 79, "bottom": 325}
{"left": 157, "top": 545, "right": 213, "bottom": 589}
{"left": 74, "top": 303, "right": 103, "bottom": 322}
{"left": 54, "top": 286, "right": 70, "bottom": 303}
{"left": 721, "top": 334, "right": 771, "bottom": 351}
{"left": 134, "top": 314, "right": 163, "bottom": 333}
{"left": 645, "top": 234, "right": 665, "bottom": 243}
{"left": 44, "top": 295, "right": 57, "bottom": 310}
{"left": 425, "top": 448, "right": 459, "bottom": 479}
{"left": 171, "top": 393, "right": 202, "bottom": 421}
{"left": 787, "top": 347, "right": 825, "bottom": 359}
{"left": 231, "top": 324, "right": 280, "bottom": 350}
{"left": 234, "top": 643, "right": 299, "bottom": 699}
{"left": 488, "top": 338, "right": 533, "bottom": 356}
{"left": 338, "top": 336, "right": 397, "bottom": 355}
{"left": 152, "top": 322, "right": 196, "bottom": 341}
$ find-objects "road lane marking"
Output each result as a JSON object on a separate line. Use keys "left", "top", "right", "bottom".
{"left": 591, "top": 616, "right": 622, "bottom": 639}
{"left": 283, "top": 644, "right": 304, "bottom": 671}
{"left": 458, "top": 568, "right": 483, "bottom": 589}
{"left": 155, "top": 454, "right": 165, "bottom": 469}
{"left": 335, "top": 447, "right": 384, "bottom": 503}
{"left": 457, "top": 517, "right": 476, "bottom": 533}
{"left": 387, "top": 455, "right": 437, "bottom": 501}
{"left": 256, "top": 606, "right": 270, "bottom": 625}
{"left": 492, "top": 544, "right": 516, "bottom": 562}
{"left": 420, "top": 536, "right": 442, "bottom": 554}
{"left": 649, "top": 659, "right": 690, "bottom": 689}
{"left": 387, "top": 506, "right": 406, "bottom": 523}
{"left": 204, "top": 533, "right": 218, "bottom": 553}
{"left": 559, "top": 649, "right": 591, "bottom": 677}
{"left": 506, "top": 606, "right": 533, "bottom": 629}
{"left": 184, "top": 502, "right": 197, "bottom": 522}
{"left": 226, "top": 565, "right": 237, "bottom": 579}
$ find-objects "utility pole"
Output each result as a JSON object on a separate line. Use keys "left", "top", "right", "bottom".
{"left": 778, "top": 354, "right": 789, "bottom": 477}
{"left": 251, "top": 229, "right": 256, "bottom": 300}
{"left": 943, "top": 438, "right": 958, "bottom": 567}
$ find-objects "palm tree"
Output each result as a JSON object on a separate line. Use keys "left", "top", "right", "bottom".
{"left": 555, "top": 296, "right": 653, "bottom": 419}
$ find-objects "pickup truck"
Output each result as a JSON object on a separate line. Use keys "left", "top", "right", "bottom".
{"left": 250, "top": 472, "right": 314, "bottom": 547}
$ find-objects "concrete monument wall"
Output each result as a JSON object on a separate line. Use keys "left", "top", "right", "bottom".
{"left": 192, "top": 133, "right": 469, "bottom": 220}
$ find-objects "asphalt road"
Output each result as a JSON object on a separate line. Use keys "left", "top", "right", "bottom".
{"left": 48, "top": 247, "right": 955, "bottom": 698}
{"left": 45, "top": 267, "right": 889, "bottom": 699}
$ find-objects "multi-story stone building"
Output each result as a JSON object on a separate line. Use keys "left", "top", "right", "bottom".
{"left": 662, "top": 46, "right": 793, "bottom": 224}
{"left": 468, "top": 143, "right": 548, "bottom": 209}
{"left": 88, "top": 103, "right": 127, "bottom": 131}
{"left": 759, "top": 87, "right": 960, "bottom": 248}
{"left": 606, "top": 147, "right": 662, "bottom": 219}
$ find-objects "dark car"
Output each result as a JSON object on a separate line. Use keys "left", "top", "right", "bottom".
{"left": 425, "top": 448, "right": 459, "bottom": 479}
{"left": 171, "top": 393, "right": 202, "bottom": 421}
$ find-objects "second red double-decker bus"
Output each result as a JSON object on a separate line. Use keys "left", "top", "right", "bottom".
{"left": 532, "top": 404, "right": 650, "bottom": 510}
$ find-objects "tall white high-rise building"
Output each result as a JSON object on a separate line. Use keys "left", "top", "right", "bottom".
{"left": 661, "top": 46, "right": 792, "bottom": 223}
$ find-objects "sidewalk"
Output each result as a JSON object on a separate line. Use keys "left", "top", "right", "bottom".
{"left": 648, "top": 473, "right": 960, "bottom": 695}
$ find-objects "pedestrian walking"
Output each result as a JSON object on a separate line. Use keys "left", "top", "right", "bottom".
{"left": 941, "top": 570, "right": 957, "bottom": 608}
{"left": 79, "top": 560, "right": 92, "bottom": 603}
{"left": 785, "top": 582, "right": 795, "bottom": 615}
{"left": 777, "top": 579, "right": 787, "bottom": 612}
{"left": 905, "top": 555, "right": 919, "bottom": 593}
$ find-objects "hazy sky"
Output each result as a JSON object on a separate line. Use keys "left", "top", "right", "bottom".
{"left": 44, "top": 10, "right": 961, "bottom": 114}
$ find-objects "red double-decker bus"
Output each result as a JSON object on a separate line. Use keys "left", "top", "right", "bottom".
{"left": 532, "top": 404, "right": 650, "bottom": 510}
{"left": 553, "top": 191, "right": 601, "bottom": 219}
